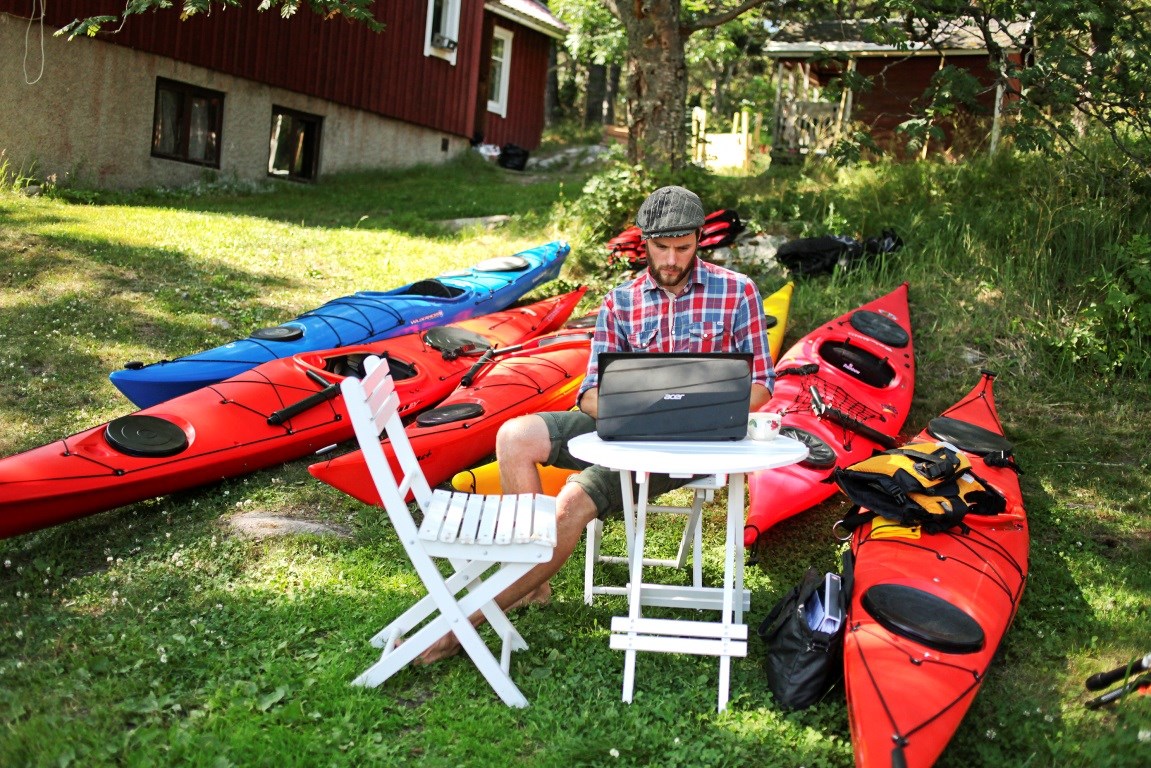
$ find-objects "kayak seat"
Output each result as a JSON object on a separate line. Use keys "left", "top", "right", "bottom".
{"left": 473, "top": 255, "right": 531, "bottom": 272}
{"left": 416, "top": 403, "right": 485, "bottom": 427}
{"left": 424, "top": 327, "right": 493, "bottom": 357}
{"left": 338, "top": 355, "right": 556, "bottom": 707}
{"left": 250, "top": 325, "right": 305, "bottom": 342}
{"left": 780, "top": 426, "right": 838, "bottom": 468}
{"left": 763, "top": 313, "right": 778, "bottom": 330}
{"left": 861, "top": 584, "right": 985, "bottom": 654}
{"left": 324, "top": 354, "right": 411, "bottom": 381}
{"left": 819, "top": 340, "right": 895, "bottom": 388}
{"left": 400, "top": 279, "right": 466, "bottom": 299}
{"left": 849, "top": 310, "right": 910, "bottom": 348}
{"left": 926, "top": 416, "right": 1013, "bottom": 457}
{"left": 104, "top": 415, "right": 189, "bottom": 458}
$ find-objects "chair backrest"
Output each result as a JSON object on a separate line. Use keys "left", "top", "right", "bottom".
{"left": 340, "top": 356, "right": 436, "bottom": 536}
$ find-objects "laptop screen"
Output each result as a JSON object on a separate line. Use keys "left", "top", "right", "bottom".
{"left": 595, "top": 352, "right": 753, "bottom": 441}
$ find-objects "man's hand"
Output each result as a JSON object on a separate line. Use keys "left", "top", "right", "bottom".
{"left": 577, "top": 387, "right": 599, "bottom": 419}
{"left": 750, "top": 383, "right": 771, "bottom": 412}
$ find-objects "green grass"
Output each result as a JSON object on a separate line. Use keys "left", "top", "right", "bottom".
{"left": 1, "top": 147, "right": 1149, "bottom": 767}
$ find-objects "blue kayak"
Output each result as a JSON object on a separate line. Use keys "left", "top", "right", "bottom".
{"left": 110, "top": 241, "right": 570, "bottom": 408}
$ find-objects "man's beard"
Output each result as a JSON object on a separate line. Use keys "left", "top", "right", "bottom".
{"left": 648, "top": 254, "right": 696, "bottom": 289}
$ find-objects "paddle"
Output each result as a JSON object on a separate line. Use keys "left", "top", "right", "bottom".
{"left": 1084, "top": 673, "right": 1151, "bottom": 709}
{"left": 1085, "top": 652, "right": 1151, "bottom": 691}
{"left": 266, "top": 370, "right": 341, "bottom": 426}
{"left": 808, "top": 385, "right": 898, "bottom": 449}
{"left": 457, "top": 331, "right": 592, "bottom": 388}
{"left": 775, "top": 363, "right": 820, "bottom": 378}
{"left": 459, "top": 343, "right": 530, "bottom": 387}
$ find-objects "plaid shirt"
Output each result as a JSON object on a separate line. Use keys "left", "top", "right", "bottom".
{"left": 579, "top": 258, "right": 775, "bottom": 397}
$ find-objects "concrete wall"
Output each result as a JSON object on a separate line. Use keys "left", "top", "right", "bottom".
{"left": 0, "top": 14, "right": 467, "bottom": 190}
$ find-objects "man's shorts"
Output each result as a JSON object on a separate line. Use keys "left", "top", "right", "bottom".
{"left": 538, "top": 410, "right": 698, "bottom": 518}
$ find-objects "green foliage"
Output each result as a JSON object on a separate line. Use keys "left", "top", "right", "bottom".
{"left": 553, "top": 160, "right": 727, "bottom": 278}
{"left": 2, "top": 143, "right": 1151, "bottom": 767}
{"left": 1046, "top": 234, "right": 1151, "bottom": 378}
{"left": 56, "top": 0, "right": 384, "bottom": 39}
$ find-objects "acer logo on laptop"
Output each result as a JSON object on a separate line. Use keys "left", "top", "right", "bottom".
{"left": 663, "top": 393, "right": 686, "bottom": 401}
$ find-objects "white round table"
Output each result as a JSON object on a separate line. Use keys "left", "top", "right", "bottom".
{"left": 567, "top": 432, "right": 808, "bottom": 711}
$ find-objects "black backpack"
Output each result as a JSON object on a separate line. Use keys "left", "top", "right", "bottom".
{"left": 775, "top": 228, "right": 902, "bottom": 277}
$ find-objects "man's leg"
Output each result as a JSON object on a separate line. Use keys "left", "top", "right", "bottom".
{"left": 416, "top": 413, "right": 598, "bottom": 664}
{"left": 496, "top": 413, "right": 552, "bottom": 495}
{"left": 416, "top": 478, "right": 599, "bottom": 663}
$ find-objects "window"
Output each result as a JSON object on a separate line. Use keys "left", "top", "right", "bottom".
{"left": 151, "top": 78, "right": 223, "bottom": 167}
{"left": 268, "top": 107, "right": 322, "bottom": 181}
{"left": 487, "top": 27, "right": 513, "bottom": 118}
{"left": 424, "top": 0, "right": 460, "bottom": 63}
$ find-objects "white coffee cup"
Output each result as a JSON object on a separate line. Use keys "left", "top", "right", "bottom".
{"left": 747, "top": 411, "right": 782, "bottom": 441}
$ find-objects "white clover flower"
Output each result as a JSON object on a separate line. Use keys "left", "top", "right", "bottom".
{"left": 985, "top": 728, "right": 997, "bottom": 740}
{"left": 609, "top": 749, "right": 620, "bottom": 758}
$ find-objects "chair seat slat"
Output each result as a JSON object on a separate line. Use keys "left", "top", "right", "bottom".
{"left": 419, "top": 491, "right": 452, "bottom": 542}
{"left": 494, "top": 495, "right": 518, "bottom": 544}
{"left": 476, "top": 495, "right": 501, "bottom": 545}
{"left": 458, "top": 494, "right": 486, "bottom": 544}
{"left": 438, "top": 492, "right": 469, "bottom": 543}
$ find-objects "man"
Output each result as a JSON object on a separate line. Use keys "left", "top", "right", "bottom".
{"left": 418, "top": 185, "right": 775, "bottom": 662}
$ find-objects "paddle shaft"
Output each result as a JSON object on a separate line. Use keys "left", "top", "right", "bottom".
{"left": 1084, "top": 673, "right": 1151, "bottom": 709}
{"left": 1085, "top": 652, "right": 1151, "bottom": 691}
{"left": 809, "top": 385, "right": 898, "bottom": 449}
{"left": 458, "top": 341, "right": 537, "bottom": 387}
{"left": 266, "top": 370, "right": 341, "bottom": 426}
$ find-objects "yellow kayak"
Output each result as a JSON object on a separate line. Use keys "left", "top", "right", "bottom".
{"left": 451, "top": 281, "right": 795, "bottom": 496}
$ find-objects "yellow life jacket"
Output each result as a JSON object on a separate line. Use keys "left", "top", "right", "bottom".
{"left": 833, "top": 442, "right": 1006, "bottom": 534}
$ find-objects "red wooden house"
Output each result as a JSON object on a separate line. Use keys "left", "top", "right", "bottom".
{"left": 0, "top": 0, "right": 565, "bottom": 188}
{"left": 763, "top": 16, "right": 1031, "bottom": 160}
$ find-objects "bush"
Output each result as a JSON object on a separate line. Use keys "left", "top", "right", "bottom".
{"left": 1048, "top": 234, "right": 1151, "bottom": 379}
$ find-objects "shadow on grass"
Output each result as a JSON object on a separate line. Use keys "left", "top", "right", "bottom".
{"left": 0, "top": 217, "right": 302, "bottom": 452}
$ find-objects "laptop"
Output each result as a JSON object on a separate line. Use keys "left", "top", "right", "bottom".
{"left": 595, "top": 352, "right": 753, "bottom": 441}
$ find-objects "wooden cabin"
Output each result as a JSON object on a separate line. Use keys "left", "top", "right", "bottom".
{"left": 0, "top": 0, "right": 565, "bottom": 189}
{"left": 764, "top": 17, "right": 1030, "bottom": 160}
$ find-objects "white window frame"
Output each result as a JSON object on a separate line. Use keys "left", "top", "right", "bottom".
{"left": 487, "top": 26, "right": 513, "bottom": 118}
{"left": 424, "top": 0, "right": 461, "bottom": 65}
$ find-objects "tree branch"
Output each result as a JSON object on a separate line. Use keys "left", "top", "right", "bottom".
{"left": 684, "top": 0, "right": 777, "bottom": 35}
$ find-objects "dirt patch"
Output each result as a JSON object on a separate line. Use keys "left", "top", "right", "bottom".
{"left": 227, "top": 512, "right": 352, "bottom": 540}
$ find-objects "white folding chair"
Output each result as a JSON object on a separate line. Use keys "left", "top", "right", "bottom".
{"left": 341, "top": 356, "right": 557, "bottom": 708}
{"left": 583, "top": 474, "right": 726, "bottom": 605}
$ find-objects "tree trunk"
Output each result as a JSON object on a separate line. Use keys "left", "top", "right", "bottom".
{"left": 585, "top": 62, "right": 608, "bottom": 127}
{"left": 545, "top": 40, "right": 562, "bottom": 126}
{"left": 620, "top": 2, "right": 690, "bottom": 169}
{"left": 605, "top": 64, "right": 621, "bottom": 124}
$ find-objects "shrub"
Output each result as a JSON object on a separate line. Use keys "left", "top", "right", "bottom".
{"left": 1048, "top": 234, "right": 1151, "bottom": 379}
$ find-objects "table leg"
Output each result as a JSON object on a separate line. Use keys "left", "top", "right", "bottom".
{"left": 620, "top": 469, "right": 650, "bottom": 704}
{"left": 717, "top": 472, "right": 747, "bottom": 711}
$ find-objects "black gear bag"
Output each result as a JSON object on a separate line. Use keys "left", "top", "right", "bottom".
{"left": 757, "top": 565, "right": 847, "bottom": 710}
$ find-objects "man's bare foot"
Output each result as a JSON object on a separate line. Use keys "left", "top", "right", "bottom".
{"left": 509, "top": 581, "right": 552, "bottom": 610}
{"left": 413, "top": 632, "right": 463, "bottom": 665}
{"left": 407, "top": 582, "right": 553, "bottom": 665}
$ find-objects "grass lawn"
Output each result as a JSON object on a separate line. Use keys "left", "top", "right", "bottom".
{"left": 0, "top": 153, "right": 1148, "bottom": 767}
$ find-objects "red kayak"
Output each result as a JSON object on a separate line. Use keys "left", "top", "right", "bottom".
{"left": 744, "top": 283, "right": 915, "bottom": 546}
{"left": 308, "top": 328, "right": 593, "bottom": 504}
{"left": 0, "top": 290, "right": 585, "bottom": 539}
{"left": 843, "top": 371, "right": 1028, "bottom": 767}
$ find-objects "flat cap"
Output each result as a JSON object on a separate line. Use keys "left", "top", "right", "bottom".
{"left": 635, "top": 186, "right": 706, "bottom": 239}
